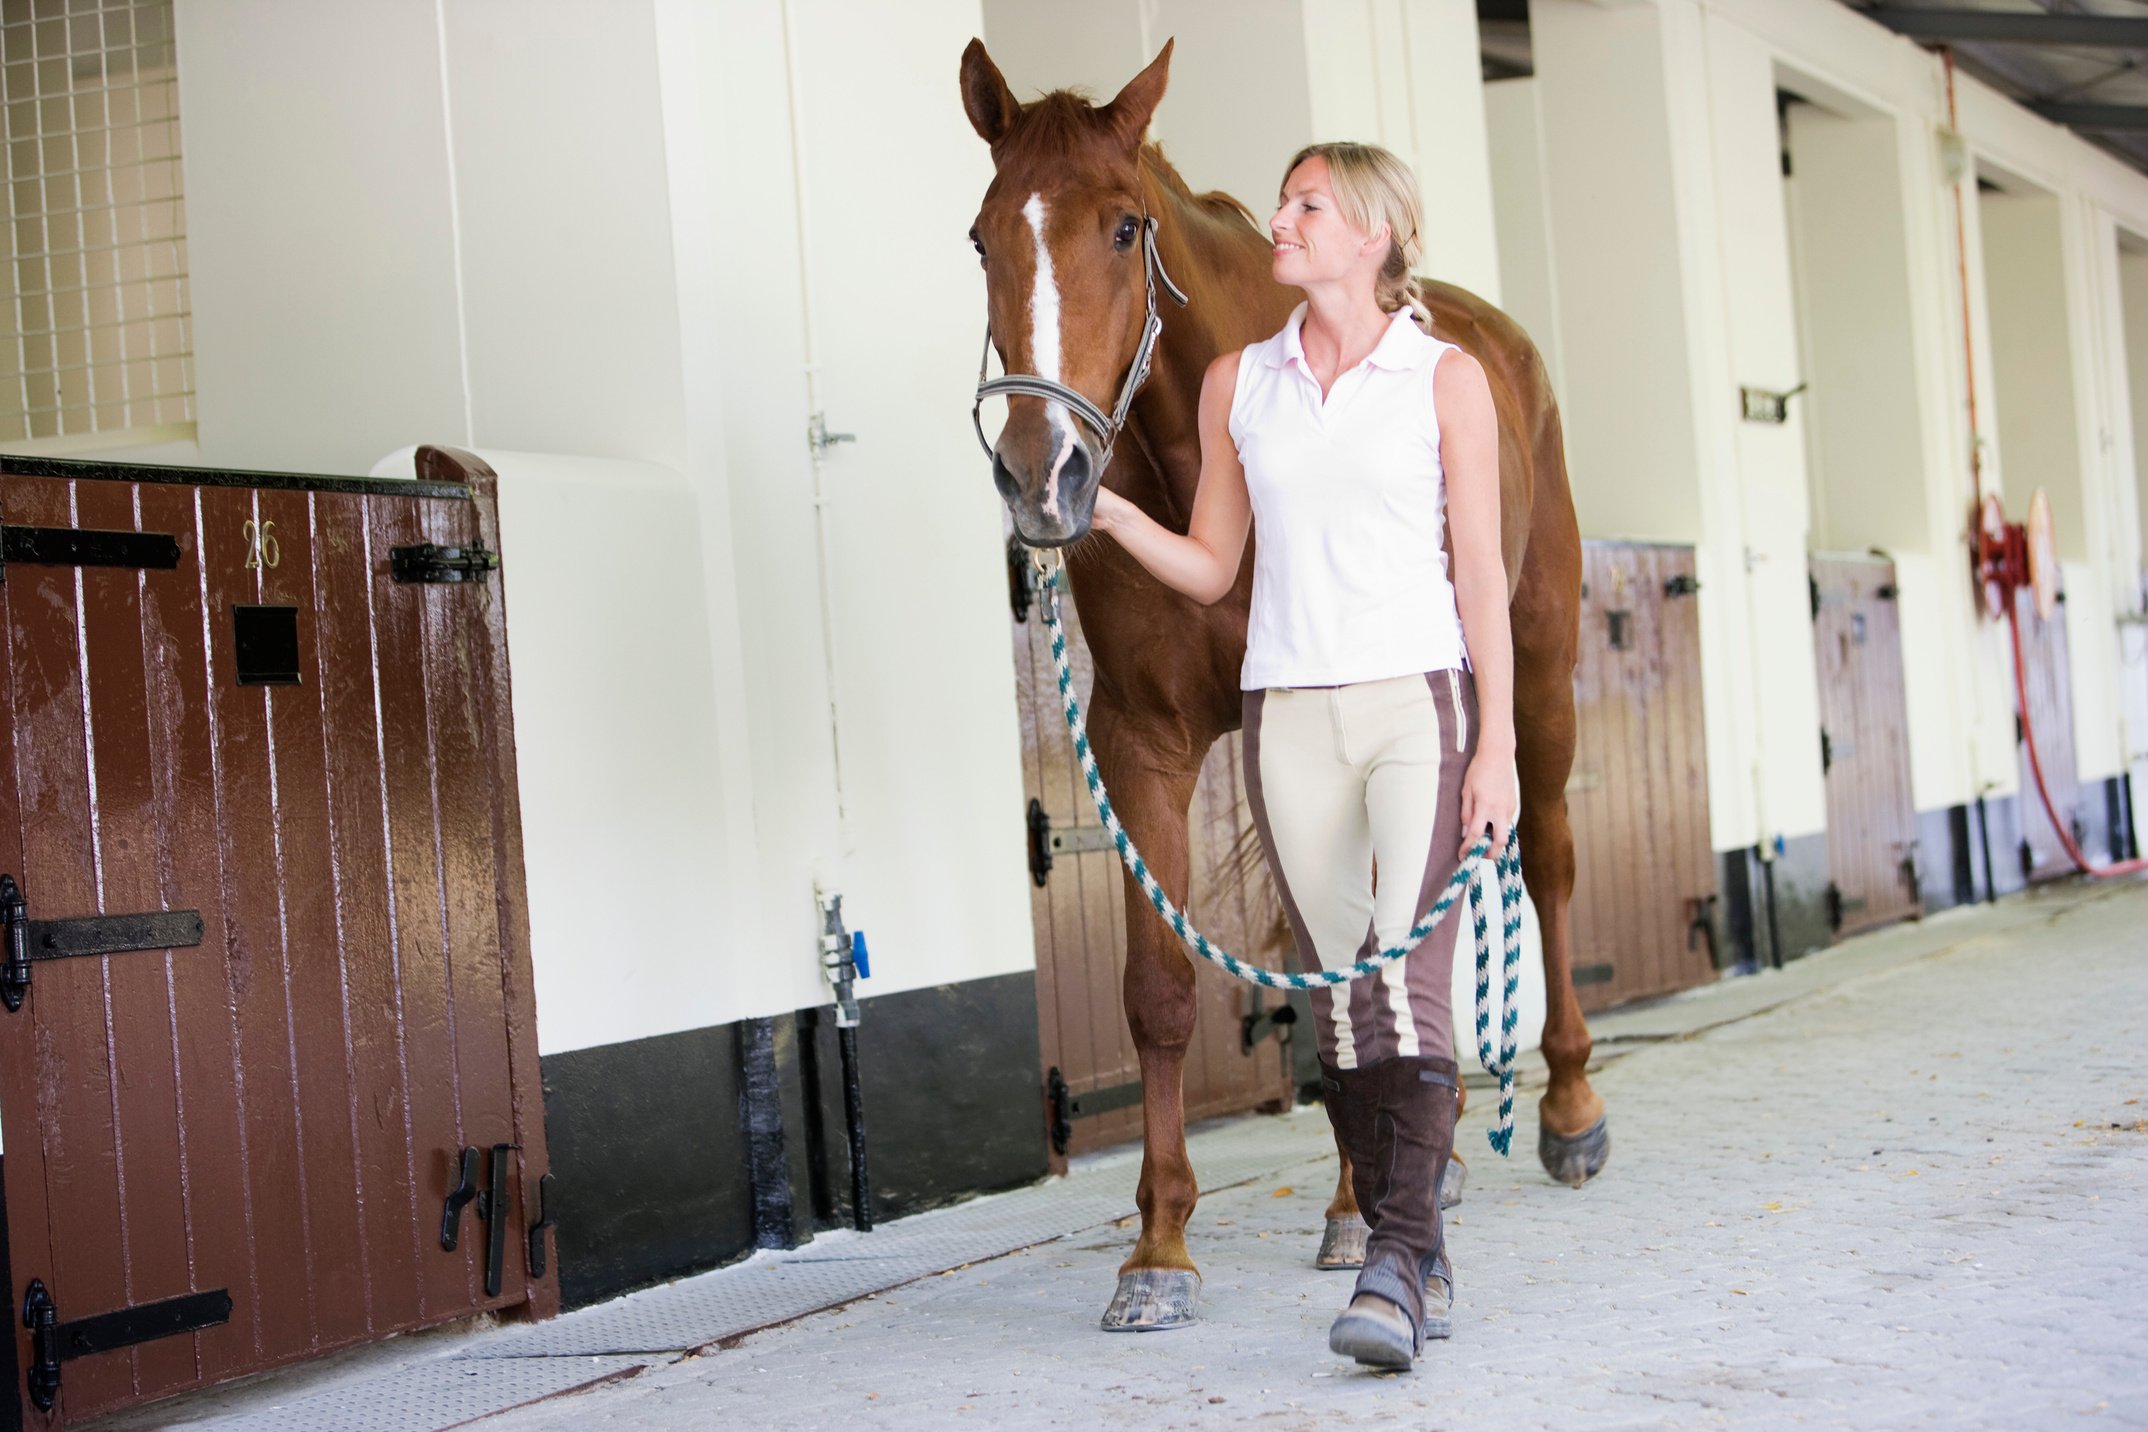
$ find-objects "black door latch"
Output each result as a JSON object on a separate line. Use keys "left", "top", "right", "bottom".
{"left": 391, "top": 540, "right": 499, "bottom": 584}
{"left": 440, "top": 1142, "right": 519, "bottom": 1296}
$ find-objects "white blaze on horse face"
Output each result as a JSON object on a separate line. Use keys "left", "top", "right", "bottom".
{"left": 1024, "top": 192, "right": 1079, "bottom": 521}
{"left": 1023, "top": 192, "right": 1061, "bottom": 382}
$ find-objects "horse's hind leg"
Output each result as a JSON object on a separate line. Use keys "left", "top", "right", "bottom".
{"left": 1090, "top": 706, "right": 1208, "bottom": 1331}
{"left": 1316, "top": 1136, "right": 1367, "bottom": 1268}
{"left": 1514, "top": 638, "right": 1608, "bottom": 1185}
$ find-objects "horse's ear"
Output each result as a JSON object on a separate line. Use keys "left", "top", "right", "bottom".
{"left": 960, "top": 39, "right": 1021, "bottom": 147}
{"left": 1102, "top": 39, "right": 1173, "bottom": 149}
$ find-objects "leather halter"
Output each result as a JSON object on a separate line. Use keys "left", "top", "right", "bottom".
{"left": 971, "top": 214, "right": 1190, "bottom": 471}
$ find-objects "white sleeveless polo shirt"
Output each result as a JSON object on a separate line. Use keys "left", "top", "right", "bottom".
{"left": 1229, "top": 302, "right": 1468, "bottom": 691}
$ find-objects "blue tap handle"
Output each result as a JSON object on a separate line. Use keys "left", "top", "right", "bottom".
{"left": 850, "top": 930, "right": 871, "bottom": 980}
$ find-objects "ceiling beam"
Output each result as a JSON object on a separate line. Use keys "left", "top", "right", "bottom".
{"left": 2032, "top": 102, "right": 2148, "bottom": 130}
{"left": 1864, "top": 8, "right": 2148, "bottom": 48}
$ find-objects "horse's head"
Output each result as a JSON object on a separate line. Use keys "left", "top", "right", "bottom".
{"left": 960, "top": 39, "right": 1173, "bottom": 547}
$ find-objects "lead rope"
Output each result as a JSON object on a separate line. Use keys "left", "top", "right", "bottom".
{"left": 1034, "top": 554, "right": 1524, "bottom": 1155}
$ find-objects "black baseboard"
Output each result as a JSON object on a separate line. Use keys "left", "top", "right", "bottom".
{"left": 791, "top": 973, "right": 1048, "bottom": 1229}
{"left": 540, "top": 1024, "right": 755, "bottom": 1309}
{"left": 540, "top": 970, "right": 1046, "bottom": 1310}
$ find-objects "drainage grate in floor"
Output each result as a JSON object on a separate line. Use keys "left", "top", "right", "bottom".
{"left": 157, "top": 1355, "right": 649, "bottom": 1432}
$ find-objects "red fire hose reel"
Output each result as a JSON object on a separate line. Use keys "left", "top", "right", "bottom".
{"left": 1972, "top": 490, "right": 2145, "bottom": 878}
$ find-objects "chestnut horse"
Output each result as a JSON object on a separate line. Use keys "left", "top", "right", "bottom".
{"left": 962, "top": 39, "right": 1605, "bottom": 1330}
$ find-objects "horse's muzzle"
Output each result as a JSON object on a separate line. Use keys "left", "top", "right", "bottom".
{"left": 995, "top": 441, "right": 1097, "bottom": 548}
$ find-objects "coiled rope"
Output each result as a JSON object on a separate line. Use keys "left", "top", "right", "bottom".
{"left": 1032, "top": 551, "right": 1526, "bottom": 1155}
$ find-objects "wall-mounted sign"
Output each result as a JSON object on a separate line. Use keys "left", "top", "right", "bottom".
{"left": 1739, "top": 383, "right": 1807, "bottom": 424}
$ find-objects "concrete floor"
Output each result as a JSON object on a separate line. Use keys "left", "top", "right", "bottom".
{"left": 102, "top": 876, "right": 2148, "bottom": 1431}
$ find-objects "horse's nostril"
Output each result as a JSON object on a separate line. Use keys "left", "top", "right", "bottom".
{"left": 990, "top": 452, "right": 1021, "bottom": 505}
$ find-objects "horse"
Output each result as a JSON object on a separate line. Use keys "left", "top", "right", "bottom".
{"left": 960, "top": 38, "right": 1605, "bottom": 1330}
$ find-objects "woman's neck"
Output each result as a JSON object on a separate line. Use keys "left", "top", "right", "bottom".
{"left": 1297, "top": 282, "right": 1393, "bottom": 374}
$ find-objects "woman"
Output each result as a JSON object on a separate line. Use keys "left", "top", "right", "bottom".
{"left": 1090, "top": 142, "right": 1517, "bottom": 1370}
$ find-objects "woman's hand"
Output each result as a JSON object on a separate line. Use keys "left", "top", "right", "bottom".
{"left": 1091, "top": 485, "right": 1136, "bottom": 536}
{"left": 1458, "top": 739, "right": 1519, "bottom": 861}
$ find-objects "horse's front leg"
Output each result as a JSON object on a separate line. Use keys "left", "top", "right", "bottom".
{"left": 1090, "top": 704, "right": 1208, "bottom": 1332}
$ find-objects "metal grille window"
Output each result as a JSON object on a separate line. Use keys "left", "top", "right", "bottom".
{"left": 2, "top": 0, "right": 193, "bottom": 445}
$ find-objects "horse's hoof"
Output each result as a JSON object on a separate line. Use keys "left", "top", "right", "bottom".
{"left": 1538, "top": 1113, "right": 1610, "bottom": 1188}
{"left": 1439, "top": 1157, "right": 1467, "bottom": 1210}
{"left": 1315, "top": 1214, "right": 1368, "bottom": 1269}
{"left": 1099, "top": 1269, "right": 1200, "bottom": 1332}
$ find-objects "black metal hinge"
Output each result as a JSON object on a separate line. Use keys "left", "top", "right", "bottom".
{"left": 1825, "top": 881, "right": 1844, "bottom": 931}
{"left": 1820, "top": 728, "right": 1833, "bottom": 775}
{"left": 1043, "top": 1068, "right": 1144, "bottom": 1156}
{"left": 1686, "top": 894, "right": 1720, "bottom": 963}
{"left": 0, "top": 509, "right": 181, "bottom": 582}
{"left": 1241, "top": 998, "right": 1298, "bottom": 1053}
{"left": 0, "top": 874, "right": 203, "bottom": 1013}
{"left": 1663, "top": 573, "right": 1701, "bottom": 598}
{"left": 22, "top": 1280, "right": 231, "bottom": 1412}
{"left": 1026, "top": 800, "right": 1117, "bottom": 886}
{"left": 1810, "top": 574, "right": 1822, "bottom": 620}
{"left": 391, "top": 540, "right": 499, "bottom": 584}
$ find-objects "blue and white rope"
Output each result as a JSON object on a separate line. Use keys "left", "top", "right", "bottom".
{"left": 1034, "top": 554, "right": 1525, "bottom": 1155}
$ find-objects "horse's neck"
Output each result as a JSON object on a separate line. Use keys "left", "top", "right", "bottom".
{"left": 1119, "top": 164, "right": 1281, "bottom": 527}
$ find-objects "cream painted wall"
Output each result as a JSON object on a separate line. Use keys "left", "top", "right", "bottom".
{"left": 1483, "top": 79, "right": 1562, "bottom": 398}
{"left": 1980, "top": 190, "right": 2089, "bottom": 561}
{"left": 1697, "top": 12, "right": 1827, "bottom": 845}
{"left": 782, "top": 0, "right": 1036, "bottom": 995}
{"left": 172, "top": 1, "right": 467, "bottom": 473}
{"left": 166, "top": 0, "right": 1038, "bottom": 1052}
{"left": 441, "top": 0, "right": 686, "bottom": 468}
{"left": 1786, "top": 104, "right": 1927, "bottom": 555}
{"left": 2124, "top": 250, "right": 2148, "bottom": 564}
{"left": 1530, "top": 0, "right": 1702, "bottom": 547}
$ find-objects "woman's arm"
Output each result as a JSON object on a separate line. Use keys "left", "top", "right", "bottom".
{"left": 1437, "top": 348, "right": 1518, "bottom": 859}
{"left": 1090, "top": 350, "right": 1251, "bottom": 606}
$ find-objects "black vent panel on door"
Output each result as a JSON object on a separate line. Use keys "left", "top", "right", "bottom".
{"left": 232, "top": 605, "right": 300, "bottom": 685}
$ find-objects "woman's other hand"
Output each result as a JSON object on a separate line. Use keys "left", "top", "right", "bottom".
{"left": 1458, "top": 741, "right": 1519, "bottom": 861}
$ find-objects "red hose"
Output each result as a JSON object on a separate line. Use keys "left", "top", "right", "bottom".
{"left": 2004, "top": 599, "right": 2148, "bottom": 878}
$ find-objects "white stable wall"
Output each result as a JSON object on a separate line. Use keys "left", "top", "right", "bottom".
{"left": 1483, "top": 79, "right": 1563, "bottom": 398}
{"left": 1786, "top": 103, "right": 1928, "bottom": 556}
{"left": 1980, "top": 191, "right": 2089, "bottom": 561}
{"left": 2128, "top": 250, "right": 2148, "bottom": 565}
{"left": 162, "top": 0, "right": 1038, "bottom": 1055}
{"left": 1504, "top": 0, "right": 2148, "bottom": 844}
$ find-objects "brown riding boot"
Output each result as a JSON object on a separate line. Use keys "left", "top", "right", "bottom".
{"left": 1319, "top": 1056, "right": 1459, "bottom": 1368}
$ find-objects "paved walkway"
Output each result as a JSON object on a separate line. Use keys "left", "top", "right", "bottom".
{"left": 110, "top": 878, "right": 2148, "bottom": 1430}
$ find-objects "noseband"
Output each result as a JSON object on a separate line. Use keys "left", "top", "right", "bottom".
{"left": 971, "top": 215, "right": 1190, "bottom": 472}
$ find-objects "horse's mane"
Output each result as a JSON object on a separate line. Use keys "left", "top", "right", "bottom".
{"left": 1139, "top": 143, "right": 1263, "bottom": 236}
{"left": 1001, "top": 89, "right": 1262, "bottom": 237}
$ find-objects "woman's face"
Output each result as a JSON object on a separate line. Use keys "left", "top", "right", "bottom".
{"left": 1269, "top": 157, "right": 1382, "bottom": 290}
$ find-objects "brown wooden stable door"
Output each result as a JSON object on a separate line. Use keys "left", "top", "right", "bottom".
{"left": 1565, "top": 542, "right": 1718, "bottom": 1012}
{"left": 1009, "top": 549, "right": 1293, "bottom": 1166}
{"left": 0, "top": 457, "right": 553, "bottom": 1429}
{"left": 1811, "top": 555, "right": 1921, "bottom": 937}
{"left": 2013, "top": 585, "right": 2084, "bottom": 883}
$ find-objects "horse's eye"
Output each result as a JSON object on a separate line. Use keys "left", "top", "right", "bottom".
{"left": 1114, "top": 215, "right": 1139, "bottom": 252}
{"left": 970, "top": 227, "right": 987, "bottom": 266}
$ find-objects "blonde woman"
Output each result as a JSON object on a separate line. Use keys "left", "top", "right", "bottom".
{"left": 1091, "top": 141, "right": 1517, "bottom": 1370}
